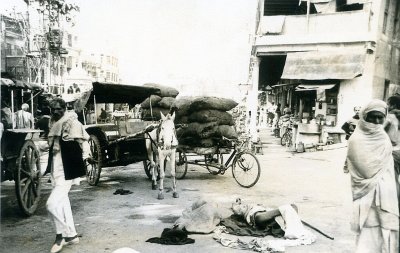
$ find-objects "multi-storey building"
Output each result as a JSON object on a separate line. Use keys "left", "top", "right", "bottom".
{"left": 249, "top": 0, "right": 400, "bottom": 132}
{"left": 82, "top": 52, "right": 119, "bottom": 84}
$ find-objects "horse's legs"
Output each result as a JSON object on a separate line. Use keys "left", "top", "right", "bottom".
{"left": 157, "top": 151, "right": 165, "bottom": 200}
{"left": 146, "top": 139, "right": 157, "bottom": 190}
{"left": 170, "top": 150, "right": 179, "bottom": 198}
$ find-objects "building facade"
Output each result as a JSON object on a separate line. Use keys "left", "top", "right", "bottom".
{"left": 250, "top": 0, "right": 400, "bottom": 131}
{"left": 82, "top": 52, "right": 119, "bottom": 84}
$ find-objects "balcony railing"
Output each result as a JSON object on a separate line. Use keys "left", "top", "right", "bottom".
{"left": 256, "top": 11, "right": 373, "bottom": 46}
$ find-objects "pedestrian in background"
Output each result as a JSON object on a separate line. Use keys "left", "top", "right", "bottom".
{"left": 15, "top": 103, "right": 34, "bottom": 129}
{"left": 383, "top": 95, "right": 400, "bottom": 221}
{"left": 341, "top": 106, "right": 361, "bottom": 140}
{"left": 45, "top": 97, "right": 91, "bottom": 253}
{"left": 346, "top": 99, "right": 399, "bottom": 253}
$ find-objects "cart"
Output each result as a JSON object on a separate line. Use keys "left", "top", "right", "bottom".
{"left": 69, "top": 82, "right": 171, "bottom": 186}
{"left": 174, "top": 134, "right": 261, "bottom": 188}
{"left": 1, "top": 77, "right": 43, "bottom": 216}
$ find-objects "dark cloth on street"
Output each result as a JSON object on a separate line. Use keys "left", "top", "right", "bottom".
{"left": 219, "top": 214, "right": 284, "bottom": 238}
{"left": 146, "top": 228, "right": 195, "bottom": 245}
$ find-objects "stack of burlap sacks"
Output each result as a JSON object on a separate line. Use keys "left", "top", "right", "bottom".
{"left": 173, "top": 96, "right": 238, "bottom": 151}
{"left": 141, "top": 83, "right": 179, "bottom": 120}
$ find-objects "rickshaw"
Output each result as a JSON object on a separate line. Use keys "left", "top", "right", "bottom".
{"left": 1, "top": 77, "right": 43, "bottom": 216}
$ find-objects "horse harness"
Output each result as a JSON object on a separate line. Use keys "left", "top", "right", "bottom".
{"left": 146, "top": 122, "right": 178, "bottom": 151}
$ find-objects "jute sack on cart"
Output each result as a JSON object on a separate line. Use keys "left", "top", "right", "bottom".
{"left": 143, "top": 83, "right": 179, "bottom": 98}
{"left": 188, "top": 96, "right": 238, "bottom": 113}
{"left": 173, "top": 96, "right": 195, "bottom": 121}
{"left": 179, "top": 137, "right": 216, "bottom": 148}
{"left": 158, "top": 97, "right": 176, "bottom": 109}
{"left": 140, "top": 95, "right": 162, "bottom": 109}
{"left": 188, "top": 109, "right": 234, "bottom": 125}
{"left": 142, "top": 107, "right": 170, "bottom": 120}
{"left": 199, "top": 125, "right": 238, "bottom": 139}
{"left": 176, "top": 122, "right": 218, "bottom": 138}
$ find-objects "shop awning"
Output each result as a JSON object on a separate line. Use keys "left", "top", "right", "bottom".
{"left": 295, "top": 83, "right": 336, "bottom": 91}
{"left": 281, "top": 51, "right": 365, "bottom": 80}
{"left": 1, "top": 78, "right": 43, "bottom": 90}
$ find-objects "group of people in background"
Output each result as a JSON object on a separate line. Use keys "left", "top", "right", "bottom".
{"left": 345, "top": 96, "right": 400, "bottom": 252}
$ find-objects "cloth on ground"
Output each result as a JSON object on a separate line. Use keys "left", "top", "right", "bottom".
{"left": 219, "top": 214, "right": 284, "bottom": 238}
{"left": 174, "top": 198, "right": 232, "bottom": 234}
{"left": 146, "top": 228, "right": 194, "bottom": 245}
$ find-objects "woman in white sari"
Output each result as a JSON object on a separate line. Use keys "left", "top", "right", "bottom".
{"left": 347, "top": 99, "right": 399, "bottom": 252}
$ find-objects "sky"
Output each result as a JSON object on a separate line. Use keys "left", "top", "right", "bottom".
{"left": 2, "top": 0, "right": 258, "bottom": 99}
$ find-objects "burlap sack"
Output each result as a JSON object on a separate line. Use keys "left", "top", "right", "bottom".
{"left": 188, "top": 97, "right": 238, "bottom": 112}
{"left": 188, "top": 109, "right": 234, "bottom": 125}
{"left": 199, "top": 125, "right": 238, "bottom": 139}
{"left": 143, "top": 83, "right": 179, "bottom": 98}
{"left": 142, "top": 107, "right": 170, "bottom": 120}
{"left": 158, "top": 97, "right": 176, "bottom": 109}
{"left": 140, "top": 95, "right": 162, "bottom": 109}
{"left": 173, "top": 96, "right": 194, "bottom": 118}
{"left": 176, "top": 122, "right": 218, "bottom": 138}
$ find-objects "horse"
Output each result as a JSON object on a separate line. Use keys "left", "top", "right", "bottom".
{"left": 145, "top": 112, "right": 179, "bottom": 199}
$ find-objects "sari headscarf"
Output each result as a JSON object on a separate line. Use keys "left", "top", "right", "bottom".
{"left": 347, "top": 99, "right": 392, "bottom": 200}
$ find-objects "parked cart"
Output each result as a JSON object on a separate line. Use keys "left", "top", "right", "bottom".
{"left": 69, "top": 82, "right": 171, "bottom": 186}
{"left": 1, "top": 78, "right": 43, "bottom": 216}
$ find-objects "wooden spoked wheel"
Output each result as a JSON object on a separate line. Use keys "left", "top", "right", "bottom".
{"left": 15, "top": 140, "right": 42, "bottom": 216}
{"left": 86, "top": 135, "right": 103, "bottom": 186}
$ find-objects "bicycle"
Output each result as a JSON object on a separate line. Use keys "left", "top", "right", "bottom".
{"left": 178, "top": 135, "right": 261, "bottom": 188}
{"left": 280, "top": 126, "right": 293, "bottom": 147}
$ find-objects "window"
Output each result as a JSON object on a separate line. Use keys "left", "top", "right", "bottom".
{"left": 383, "top": 79, "right": 390, "bottom": 101}
{"left": 264, "top": 0, "right": 317, "bottom": 16}
{"left": 336, "top": 0, "right": 363, "bottom": 12}
{"left": 393, "top": 0, "right": 400, "bottom": 39}
{"left": 106, "top": 72, "right": 110, "bottom": 81}
{"left": 383, "top": 0, "right": 390, "bottom": 34}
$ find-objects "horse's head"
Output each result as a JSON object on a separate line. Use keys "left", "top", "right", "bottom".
{"left": 158, "top": 112, "right": 178, "bottom": 150}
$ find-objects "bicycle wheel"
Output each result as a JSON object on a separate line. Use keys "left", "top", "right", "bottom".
{"left": 232, "top": 151, "right": 261, "bottom": 188}
{"left": 280, "top": 132, "right": 288, "bottom": 146}
{"left": 175, "top": 149, "right": 188, "bottom": 179}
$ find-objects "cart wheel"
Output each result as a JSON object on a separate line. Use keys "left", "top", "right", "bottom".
{"left": 205, "top": 153, "right": 223, "bottom": 175}
{"left": 232, "top": 151, "right": 261, "bottom": 188}
{"left": 15, "top": 140, "right": 42, "bottom": 216}
{"left": 86, "top": 135, "right": 103, "bottom": 186}
{"left": 175, "top": 149, "right": 187, "bottom": 179}
{"left": 143, "top": 160, "right": 153, "bottom": 180}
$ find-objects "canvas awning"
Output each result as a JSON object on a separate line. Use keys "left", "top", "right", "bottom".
{"left": 295, "top": 83, "right": 336, "bottom": 91}
{"left": 1, "top": 78, "right": 43, "bottom": 90}
{"left": 281, "top": 51, "right": 365, "bottom": 80}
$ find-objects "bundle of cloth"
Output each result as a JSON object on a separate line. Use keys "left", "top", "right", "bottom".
{"left": 140, "top": 83, "right": 179, "bottom": 120}
{"left": 173, "top": 96, "right": 239, "bottom": 152}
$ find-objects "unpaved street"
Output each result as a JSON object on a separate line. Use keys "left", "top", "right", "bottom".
{"left": 1, "top": 128, "right": 354, "bottom": 253}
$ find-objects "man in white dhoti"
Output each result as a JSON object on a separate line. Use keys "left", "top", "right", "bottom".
{"left": 15, "top": 103, "right": 34, "bottom": 129}
{"left": 45, "top": 98, "right": 90, "bottom": 253}
{"left": 346, "top": 99, "right": 399, "bottom": 253}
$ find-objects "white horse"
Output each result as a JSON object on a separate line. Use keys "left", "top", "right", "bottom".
{"left": 145, "top": 112, "right": 179, "bottom": 199}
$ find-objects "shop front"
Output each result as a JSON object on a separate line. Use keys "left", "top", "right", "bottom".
{"left": 279, "top": 50, "right": 366, "bottom": 149}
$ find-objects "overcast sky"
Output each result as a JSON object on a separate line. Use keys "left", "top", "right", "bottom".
{"left": 2, "top": 0, "right": 258, "bottom": 99}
